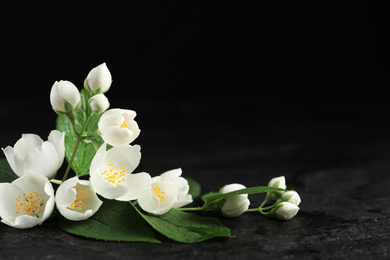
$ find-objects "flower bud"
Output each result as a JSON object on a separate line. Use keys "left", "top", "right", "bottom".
{"left": 275, "top": 202, "right": 299, "bottom": 220}
{"left": 268, "top": 176, "right": 286, "bottom": 194}
{"left": 281, "top": 190, "right": 301, "bottom": 206}
{"left": 50, "top": 80, "right": 81, "bottom": 114}
{"left": 86, "top": 63, "right": 112, "bottom": 94}
{"left": 220, "top": 183, "right": 250, "bottom": 218}
{"left": 89, "top": 94, "right": 110, "bottom": 114}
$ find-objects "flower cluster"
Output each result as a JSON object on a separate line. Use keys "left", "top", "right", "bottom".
{"left": 0, "top": 63, "right": 301, "bottom": 234}
{"left": 214, "top": 176, "right": 300, "bottom": 220}
{"left": 262, "top": 176, "right": 300, "bottom": 220}
{"left": 0, "top": 63, "right": 194, "bottom": 229}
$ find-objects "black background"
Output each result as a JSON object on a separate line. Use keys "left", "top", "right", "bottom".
{"left": 1, "top": 1, "right": 390, "bottom": 259}
{"left": 1, "top": 1, "right": 389, "bottom": 125}
{"left": 1, "top": 0, "right": 389, "bottom": 167}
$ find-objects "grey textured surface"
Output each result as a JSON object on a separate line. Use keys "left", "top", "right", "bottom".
{"left": 1, "top": 117, "right": 390, "bottom": 259}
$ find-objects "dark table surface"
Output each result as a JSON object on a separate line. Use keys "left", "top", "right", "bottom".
{"left": 1, "top": 97, "right": 390, "bottom": 259}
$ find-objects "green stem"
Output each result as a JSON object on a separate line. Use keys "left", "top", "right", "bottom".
{"left": 246, "top": 208, "right": 260, "bottom": 212}
{"left": 259, "top": 200, "right": 268, "bottom": 209}
{"left": 246, "top": 204, "right": 275, "bottom": 213}
{"left": 62, "top": 113, "right": 93, "bottom": 182}
{"left": 178, "top": 207, "right": 204, "bottom": 212}
{"left": 178, "top": 207, "right": 215, "bottom": 212}
{"left": 261, "top": 204, "right": 276, "bottom": 210}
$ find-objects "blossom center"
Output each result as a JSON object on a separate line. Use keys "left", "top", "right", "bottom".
{"left": 152, "top": 186, "right": 165, "bottom": 202}
{"left": 102, "top": 163, "right": 126, "bottom": 185}
{"left": 69, "top": 186, "right": 87, "bottom": 211}
{"left": 15, "top": 192, "right": 43, "bottom": 216}
{"left": 120, "top": 119, "right": 128, "bottom": 128}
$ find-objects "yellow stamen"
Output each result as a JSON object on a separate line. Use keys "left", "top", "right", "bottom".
{"left": 68, "top": 186, "right": 87, "bottom": 211}
{"left": 15, "top": 192, "right": 43, "bottom": 216}
{"left": 102, "top": 163, "right": 126, "bottom": 186}
{"left": 152, "top": 186, "right": 165, "bottom": 202}
{"left": 120, "top": 119, "right": 128, "bottom": 128}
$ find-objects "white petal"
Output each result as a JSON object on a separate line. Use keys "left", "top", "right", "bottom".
{"left": 90, "top": 176, "right": 128, "bottom": 200}
{"left": 90, "top": 143, "right": 107, "bottom": 177}
{"left": 13, "top": 171, "right": 46, "bottom": 193}
{"left": 104, "top": 145, "right": 141, "bottom": 173}
{"left": 10, "top": 215, "right": 43, "bottom": 229}
{"left": 151, "top": 176, "right": 162, "bottom": 183}
{"left": 58, "top": 208, "right": 87, "bottom": 221}
{"left": 137, "top": 190, "right": 160, "bottom": 213}
{"left": 0, "top": 183, "right": 23, "bottom": 224}
{"left": 121, "top": 109, "right": 137, "bottom": 120}
{"left": 47, "top": 130, "right": 65, "bottom": 167}
{"left": 24, "top": 142, "right": 59, "bottom": 178}
{"left": 99, "top": 109, "right": 124, "bottom": 127}
{"left": 221, "top": 196, "right": 250, "bottom": 217}
{"left": 55, "top": 176, "right": 78, "bottom": 207}
{"left": 168, "top": 177, "right": 188, "bottom": 197}
{"left": 125, "top": 120, "right": 140, "bottom": 144}
{"left": 100, "top": 126, "right": 133, "bottom": 147}
{"left": 117, "top": 172, "right": 151, "bottom": 201}
{"left": 150, "top": 181, "right": 178, "bottom": 215}
{"left": 2, "top": 146, "right": 24, "bottom": 177}
{"left": 160, "top": 168, "right": 182, "bottom": 179}
{"left": 50, "top": 81, "right": 64, "bottom": 111}
{"left": 220, "top": 184, "right": 248, "bottom": 201}
{"left": 220, "top": 183, "right": 247, "bottom": 195}
{"left": 173, "top": 194, "right": 193, "bottom": 208}
{"left": 13, "top": 134, "right": 43, "bottom": 159}
{"left": 41, "top": 181, "right": 55, "bottom": 221}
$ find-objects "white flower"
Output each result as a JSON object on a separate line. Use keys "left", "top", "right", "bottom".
{"left": 89, "top": 143, "right": 151, "bottom": 201}
{"left": 152, "top": 168, "right": 193, "bottom": 208}
{"left": 2, "top": 130, "right": 65, "bottom": 179}
{"left": 275, "top": 202, "right": 299, "bottom": 220}
{"left": 137, "top": 179, "right": 178, "bottom": 215}
{"left": 220, "top": 183, "right": 250, "bottom": 218}
{"left": 268, "top": 176, "right": 286, "bottom": 194}
{"left": 55, "top": 176, "right": 102, "bottom": 221}
{"left": 281, "top": 190, "right": 301, "bottom": 206}
{"left": 86, "top": 63, "right": 112, "bottom": 94}
{"left": 98, "top": 108, "right": 140, "bottom": 147}
{"left": 50, "top": 80, "right": 81, "bottom": 113}
{"left": 0, "top": 171, "right": 55, "bottom": 229}
{"left": 89, "top": 94, "right": 110, "bottom": 114}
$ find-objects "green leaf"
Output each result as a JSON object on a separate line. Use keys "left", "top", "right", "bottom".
{"left": 201, "top": 186, "right": 285, "bottom": 209}
{"left": 0, "top": 158, "right": 18, "bottom": 183}
{"left": 56, "top": 89, "right": 104, "bottom": 176}
{"left": 58, "top": 198, "right": 160, "bottom": 243}
{"left": 186, "top": 177, "right": 201, "bottom": 199}
{"left": 131, "top": 203, "right": 231, "bottom": 243}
